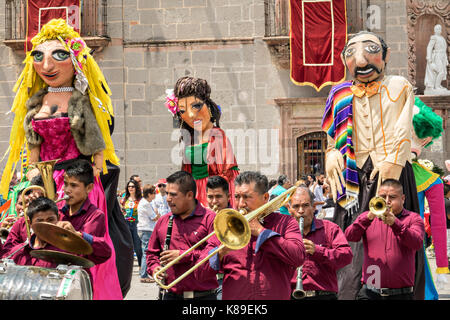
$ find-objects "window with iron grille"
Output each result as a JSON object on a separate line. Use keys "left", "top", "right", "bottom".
{"left": 4, "top": 0, "right": 108, "bottom": 50}
{"left": 297, "top": 131, "right": 327, "bottom": 178}
{"left": 264, "top": 0, "right": 378, "bottom": 38}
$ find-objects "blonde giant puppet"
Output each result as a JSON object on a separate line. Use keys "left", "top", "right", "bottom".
{"left": 0, "top": 19, "right": 122, "bottom": 300}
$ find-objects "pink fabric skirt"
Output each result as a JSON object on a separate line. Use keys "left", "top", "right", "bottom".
{"left": 54, "top": 169, "right": 123, "bottom": 300}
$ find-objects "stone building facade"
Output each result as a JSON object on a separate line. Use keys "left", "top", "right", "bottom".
{"left": 0, "top": 0, "right": 448, "bottom": 187}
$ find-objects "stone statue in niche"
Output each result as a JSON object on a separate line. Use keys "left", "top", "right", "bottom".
{"left": 424, "top": 24, "right": 450, "bottom": 95}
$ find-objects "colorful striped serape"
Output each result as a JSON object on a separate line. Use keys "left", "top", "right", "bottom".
{"left": 322, "top": 81, "right": 359, "bottom": 211}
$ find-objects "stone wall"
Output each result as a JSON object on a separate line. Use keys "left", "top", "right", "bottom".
{"left": 0, "top": 0, "right": 447, "bottom": 189}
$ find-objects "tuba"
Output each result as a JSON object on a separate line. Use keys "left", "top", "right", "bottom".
{"left": 21, "top": 160, "right": 68, "bottom": 240}
{"left": 154, "top": 182, "right": 302, "bottom": 290}
{"left": 292, "top": 216, "right": 306, "bottom": 299}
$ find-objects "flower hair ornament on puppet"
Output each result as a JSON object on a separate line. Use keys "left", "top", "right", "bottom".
{"left": 165, "top": 89, "right": 179, "bottom": 116}
{"left": 0, "top": 18, "right": 119, "bottom": 198}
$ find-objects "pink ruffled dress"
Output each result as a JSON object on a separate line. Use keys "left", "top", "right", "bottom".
{"left": 32, "top": 116, "right": 123, "bottom": 300}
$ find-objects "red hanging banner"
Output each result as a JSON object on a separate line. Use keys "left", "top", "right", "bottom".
{"left": 290, "top": 0, "right": 347, "bottom": 91}
{"left": 26, "top": 0, "right": 81, "bottom": 52}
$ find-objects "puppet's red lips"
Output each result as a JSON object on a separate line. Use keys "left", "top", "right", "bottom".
{"left": 42, "top": 72, "right": 58, "bottom": 78}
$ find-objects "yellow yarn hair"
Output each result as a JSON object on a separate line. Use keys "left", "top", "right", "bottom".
{"left": 0, "top": 19, "right": 119, "bottom": 198}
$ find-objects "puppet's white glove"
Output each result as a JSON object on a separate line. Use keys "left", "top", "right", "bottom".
{"left": 369, "top": 162, "right": 403, "bottom": 194}
{"left": 435, "top": 273, "right": 448, "bottom": 290}
{"left": 325, "top": 149, "right": 345, "bottom": 202}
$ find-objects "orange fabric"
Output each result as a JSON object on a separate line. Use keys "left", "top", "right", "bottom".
{"left": 350, "top": 81, "right": 380, "bottom": 98}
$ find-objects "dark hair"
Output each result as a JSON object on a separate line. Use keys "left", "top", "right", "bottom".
{"left": 30, "top": 174, "right": 45, "bottom": 187}
{"left": 65, "top": 159, "right": 94, "bottom": 186}
{"left": 380, "top": 179, "right": 404, "bottom": 194}
{"left": 342, "top": 30, "right": 389, "bottom": 60}
{"left": 277, "top": 174, "right": 288, "bottom": 186}
{"left": 142, "top": 184, "right": 156, "bottom": 198}
{"left": 206, "top": 175, "right": 229, "bottom": 194}
{"left": 166, "top": 171, "right": 197, "bottom": 198}
{"left": 27, "top": 197, "right": 59, "bottom": 222}
{"left": 268, "top": 179, "right": 277, "bottom": 190}
{"left": 125, "top": 179, "right": 142, "bottom": 201}
{"left": 235, "top": 171, "right": 268, "bottom": 195}
{"left": 130, "top": 174, "right": 140, "bottom": 181}
{"left": 444, "top": 183, "right": 450, "bottom": 196}
{"left": 174, "top": 77, "right": 221, "bottom": 145}
{"left": 307, "top": 174, "right": 316, "bottom": 181}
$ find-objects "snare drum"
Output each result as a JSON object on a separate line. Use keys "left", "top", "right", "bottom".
{"left": 0, "top": 260, "right": 92, "bottom": 300}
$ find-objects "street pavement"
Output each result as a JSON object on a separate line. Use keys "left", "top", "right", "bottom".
{"left": 124, "top": 255, "right": 450, "bottom": 300}
{"left": 124, "top": 258, "right": 159, "bottom": 300}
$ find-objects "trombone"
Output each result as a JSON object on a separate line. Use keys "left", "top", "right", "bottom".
{"left": 154, "top": 182, "right": 301, "bottom": 290}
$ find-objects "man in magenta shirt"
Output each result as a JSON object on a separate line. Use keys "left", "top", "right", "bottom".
{"left": 59, "top": 160, "right": 117, "bottom": 299}
{"left": 147, "top": 171, "right": 218, "bottom": 300}
{"left": 289, "top": 186, "right": 353, "bottom": 300}
{"left": 345, "top": 179, "right": 425, "bottom": 300}
{"left": 194, "top": 171, "right": 305, "bottom": 300}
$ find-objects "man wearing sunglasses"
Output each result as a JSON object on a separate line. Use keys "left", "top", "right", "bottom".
{"left": 154, "top": 179, "right": 170, "bottom": 217}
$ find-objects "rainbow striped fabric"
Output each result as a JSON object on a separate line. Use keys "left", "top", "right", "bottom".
{"left": 322, "top": 81, "right": 359, "bottom": 210}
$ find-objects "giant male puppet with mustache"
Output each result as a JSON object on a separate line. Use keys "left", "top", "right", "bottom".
{"left": 321, "top": 31, "right": 424, "bottom": 300}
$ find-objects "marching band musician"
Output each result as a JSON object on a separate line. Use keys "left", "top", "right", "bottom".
{"left": 206, "top": 175, "right": 231, "bottom": 213}
{"left": 58, "top": 160, "right": 113, "bottom": 294}
{"left": 288, "top": 186, "right": 353, "bottom": 300}
{"left": 0, "top": 177, "right": 46, "bottom": 255}
{"left": 1, "top": 197, "right": 63, "bottom": 268}
{"left": 205, "top": 175, "right": 231, "bottom": 300}
{"left": 147, "top": 171, "right": 219, "bottom": 300}
{"left": 194, "top": 171, "right": 305, "bottom": 300}
{"left": 345, "top": 179, "right": 425, "bottom": 300}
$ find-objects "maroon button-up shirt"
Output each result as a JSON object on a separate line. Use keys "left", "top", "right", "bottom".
{"left": 146, "top": 203, "right": 218, "bottom": 295}
{"left": 195, "top": 212, "right": 305, "bottom": 300}
{"left": 5, "top": 234, "right": 62, "bottom": 268}
{"left": 290, "top": 218, "right": 353, "bottom": 293}
{"left": 345, "top": 209, "right": 425, "bottom": 288}
{"left": 60, "top": 199, "right": 112, "bottom": 267}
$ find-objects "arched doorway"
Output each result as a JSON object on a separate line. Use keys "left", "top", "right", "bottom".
{"left": 297, "top": 131, "right": 327, "bottom": 179}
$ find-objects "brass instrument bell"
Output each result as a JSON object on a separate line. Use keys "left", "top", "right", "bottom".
{"left": 369, "top": 196, "right": 387, "bottom": 218}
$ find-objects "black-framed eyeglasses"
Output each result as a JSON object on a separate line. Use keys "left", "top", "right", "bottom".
{"left": 158, "top": 184, "right": 166, "bottom": 188}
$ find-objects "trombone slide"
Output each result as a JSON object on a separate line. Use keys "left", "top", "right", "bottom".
{"left": 154, "top": 183, "right": 301, "bottom": 291}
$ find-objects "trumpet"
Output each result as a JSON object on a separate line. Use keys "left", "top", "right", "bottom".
{"left": 292, "top": 216, "right": 306, "bottom": 299}
{"left": 154, "top": 182, "right": 301, "bottom": 290}
{"left": 369, "top": 196, "right": 388, "bottom": 218}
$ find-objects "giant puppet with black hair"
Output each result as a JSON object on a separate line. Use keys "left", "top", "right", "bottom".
{"left": 0, "top": 19, "right": 133, "bottom": 299}
{"left": 411, "top": 97, "right": 449, "bottom": 299}
{"left": 165, "top": 76, "right": 239, "bottom": 208}
{"left": 322, "top": 31, "right": 424, "bottom": 299}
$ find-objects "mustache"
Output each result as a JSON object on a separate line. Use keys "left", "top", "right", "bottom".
{"left": 354, "top": 64, "right": 382, "bottom": 75}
